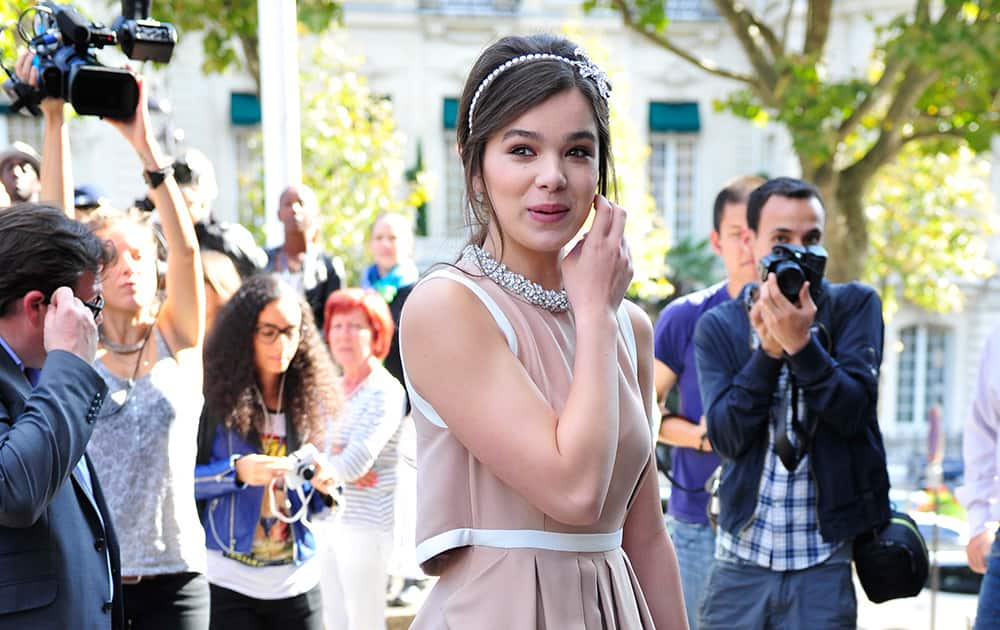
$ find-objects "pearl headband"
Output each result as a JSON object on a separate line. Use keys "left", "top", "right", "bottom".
{"left": 467, "top": 47, "right": 612, "bottom": 133}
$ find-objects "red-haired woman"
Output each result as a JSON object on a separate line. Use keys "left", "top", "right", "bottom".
{"left": 318, "top": 288, "right": 405, "bottom": 630}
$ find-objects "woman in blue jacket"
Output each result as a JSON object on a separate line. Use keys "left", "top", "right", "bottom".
{"left": 195, "top": 273, "right": 342, "bottom": 629}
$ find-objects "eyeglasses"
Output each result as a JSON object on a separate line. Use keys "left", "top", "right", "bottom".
{"left": 82, "top": 295, "right": 104, "bottom": 320}
{"left": 43, "top": 293, "right": 104, "bottom": 321}
{"left": 255, "top": 323, "right": 301, "bottom": 344}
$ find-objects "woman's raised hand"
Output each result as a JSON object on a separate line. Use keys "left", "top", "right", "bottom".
{"left": 561, "top": 195, "right": 633, "bottom": 321}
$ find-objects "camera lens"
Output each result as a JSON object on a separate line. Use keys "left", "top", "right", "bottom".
{"left": 774, "top": 261, "right": 805, "bottom": 302}
{"left": 301, "top": 465, "right": 315, "bottom": 481}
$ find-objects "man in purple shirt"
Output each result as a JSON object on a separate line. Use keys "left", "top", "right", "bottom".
{"left": 653, "top": 175, "right": 762, "bottom": 627}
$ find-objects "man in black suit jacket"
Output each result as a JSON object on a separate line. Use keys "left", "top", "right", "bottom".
{"left": 0, "top": 204, "right": 122, "bottom": 629}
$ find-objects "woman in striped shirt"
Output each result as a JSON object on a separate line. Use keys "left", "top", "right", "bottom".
{"left": 318, "top": 288, "right": 405, "bottom": 630}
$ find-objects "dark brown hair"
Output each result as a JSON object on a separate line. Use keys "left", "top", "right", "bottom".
{"left": 0, "top": 203, "right": 112, "bottom": 316}
{"left": 712, "top": 175, "right": 766, "bottom": 232}
{"left": 457, "top": 34, "right": 615, "bottom": 249}
{"left": 203, "top": 274, "right": 341, "bottom": 444}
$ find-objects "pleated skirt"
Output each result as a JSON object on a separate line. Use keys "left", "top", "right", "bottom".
{"left": 410, "top": 545, "right": 655, "bottom": 629}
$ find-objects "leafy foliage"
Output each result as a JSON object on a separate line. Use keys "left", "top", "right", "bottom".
{"left": 589, "top": 0, "right": 999, "bottom": 284}
{"left": 112, "top": 0, "right": 342, "bottom": 88}
{"left": 864, "top": 146, "right": 995, "bottom": 316}
{"left": 300, "top": 33, "right": 428, "bottom": 284}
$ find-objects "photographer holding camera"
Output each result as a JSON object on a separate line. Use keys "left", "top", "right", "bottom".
{"left": 693, "top": 178, "right": 889, "bottom": 628}
{"left": 195, "top": 274, "right": 341, "bottom": 629}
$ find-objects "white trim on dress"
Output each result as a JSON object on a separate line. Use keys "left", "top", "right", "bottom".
{"left": 415, "top": 527, "right": 624, "bottom": 565}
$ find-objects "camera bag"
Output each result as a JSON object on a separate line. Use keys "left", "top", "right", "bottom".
{"left": 852, "top": 510, "right": 929, "bottom": 603}
{"left": 813, "top": 285, "right": 928, "bottom": 602}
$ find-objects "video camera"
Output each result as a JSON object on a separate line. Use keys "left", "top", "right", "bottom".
{"left": 758, "top": 244, "right": 827, "bottom": 304}
{"left": 3, "top": 1, "right": 177, "bottom": 119}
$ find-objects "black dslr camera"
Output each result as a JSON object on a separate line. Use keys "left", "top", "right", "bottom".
{"left": 758, "top": 244, "right": 827, "bottom": 303}
{"left": 3, "top": 1, "right": 177, "bottom": 119}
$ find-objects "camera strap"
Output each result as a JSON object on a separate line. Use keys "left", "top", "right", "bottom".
{"left": 774, "top": 370, "right": 806, "bottom": 471}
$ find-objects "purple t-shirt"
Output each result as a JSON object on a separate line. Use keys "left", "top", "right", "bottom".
{"left": 653, "top": 281, "right": 730, "bottom": 524}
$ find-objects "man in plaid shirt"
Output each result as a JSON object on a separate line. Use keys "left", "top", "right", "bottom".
{"left": 693, "top": 178, "right": 890, "bottom": 629}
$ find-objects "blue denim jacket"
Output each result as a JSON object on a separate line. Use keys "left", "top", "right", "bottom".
{"left": 194, "top": 423, "right": 328, "bottom": 565}
{"left": 693, "top": 281, "right": 890, "bottom": 543}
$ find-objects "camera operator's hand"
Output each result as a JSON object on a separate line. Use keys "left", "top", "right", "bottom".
{"left": 967, "top": 529, "right": 995, "bottom": 574}
{"left": 750, "top": 299, "right": 784, "bottom": 359}
{"left": 14, "top": 51, "right": 62, "bottom": 115}
{"left": 758, "top": 274, "right": 816, "bottom": 356}
{"left": 43, "top": 286, "right": 99, "bottom": 363}
{"left": 105, "top": 73, "right": 170, "bottom": 171}
{"left": 235, "top": 454, "right": 291, "bottom": 487}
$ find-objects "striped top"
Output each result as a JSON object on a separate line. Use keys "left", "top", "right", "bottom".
{"left": 324, "top": 363, "right": 405, "bottom": 530}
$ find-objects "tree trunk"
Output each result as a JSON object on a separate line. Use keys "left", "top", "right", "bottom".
{"left": 821, "top": 179, "right": 868, "bottom": 283}
{"left": 803, "top": 162, "right": 867, "bottom": 282}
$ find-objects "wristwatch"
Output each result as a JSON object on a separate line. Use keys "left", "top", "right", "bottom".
{"left": 143, "top": 164, "right": 174, "bottom": 189}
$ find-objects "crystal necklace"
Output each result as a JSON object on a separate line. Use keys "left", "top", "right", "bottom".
{"left": 99, "top": 328, "right": 148, "bottom": 354}
{"left": 465, "top": 244, "right": 570, "bottom": 313}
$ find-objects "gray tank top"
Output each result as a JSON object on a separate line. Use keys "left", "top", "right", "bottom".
{"left": 89, "top": 328, "right": 207, "bottom": 576}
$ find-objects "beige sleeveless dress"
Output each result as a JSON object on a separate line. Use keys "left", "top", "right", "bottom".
{"left": 401, "top": 259, "right": 657, "bottom": 629}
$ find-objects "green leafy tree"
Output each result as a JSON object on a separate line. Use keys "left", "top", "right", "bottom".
{"left": 588, "top": 0, "right": 999, "bottom": 282}
{"left": 116, "top": 0, "right": 341, "bottom": 92}
{"left": 300, "top": 33, "right": 429, "bottom": 284}
{"left": 864, "top": 145, "right": 995, "bottom": 316}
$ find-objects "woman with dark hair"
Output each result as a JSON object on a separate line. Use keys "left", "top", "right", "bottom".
{"left": 195, "top": 273, "right": 341, "bottom": 630}
{"left": 400, "top": 34, "right": 686, "bottom": 628}
{"left": 317, "top": 288, "right": 405, "bottom": 630}
{"left": 84, "top": 75, "right": 211, "bottom": 628}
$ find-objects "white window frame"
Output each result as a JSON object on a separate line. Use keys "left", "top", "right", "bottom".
{"left": 894, "top": 324, "right": 953, "bottom": 429}
{"left": 649, "top": 132, "right": 699, "bottom": 243}
{"left": 443, "top": 129, "right": 467, "bottom": 237}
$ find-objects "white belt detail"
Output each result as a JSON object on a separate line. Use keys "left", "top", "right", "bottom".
{"left": 415, "top": 527, "right": 624, "bottom": 564}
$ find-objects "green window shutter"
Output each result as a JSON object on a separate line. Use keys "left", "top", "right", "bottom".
{"left": 649, "top": 102, "right": 700, "bottom": 133}
{"left": 443, "top": 97, "right": 459, "bottom": 130}
{"left": 230, "top": 92, "right": 261, "bottom": 126}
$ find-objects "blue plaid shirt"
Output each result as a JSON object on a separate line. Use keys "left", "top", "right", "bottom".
{"left": 717, "top": 342, "right": 844, "bottom": 571}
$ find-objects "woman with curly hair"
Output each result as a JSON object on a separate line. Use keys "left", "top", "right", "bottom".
{"left": 195, "top": 273, "right": 341, "bottom": 630}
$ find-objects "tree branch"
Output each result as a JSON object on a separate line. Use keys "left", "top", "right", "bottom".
{"left": 840, "top": 63, "right": 939, "bottom": 188}
{"left": 915, "top": 0, "right": 930, "bottom": 24}
{"left": 238, "top": 33, "right": 261, "bottom": 94}
{"left": 901, "top": 127, "right": 966, "bottom": 145}
{"left": 803, "top": 0, "right": 832, "bottom": 56}
{"left": 611, "top": 0, "right": 757, "bottom": 84}
{"left": 835, "top": 53, "right": 907, "bottom": 143}
{"left": 711, "top": 0, "right": 782, "bottom": 96}
{"left": 779, "top": 0, "right": 796, "bottom": 52}
{"left": 743, "top": 9, "right": 785, "bottom": 60}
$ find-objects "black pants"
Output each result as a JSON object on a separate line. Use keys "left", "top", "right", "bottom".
{"left": 209, "top": 584, "right": 323, "bottom": 630}
{"left": 123, "top": 572, "right": 211, "bottom": 630}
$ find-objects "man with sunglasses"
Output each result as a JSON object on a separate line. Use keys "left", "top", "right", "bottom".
{"left": 0, "top": 203, "right": 123, "bottom": 629}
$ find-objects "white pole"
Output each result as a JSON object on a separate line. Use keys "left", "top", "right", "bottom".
{"left": 257, "top": 0, "right": 302, "bottom": 248}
